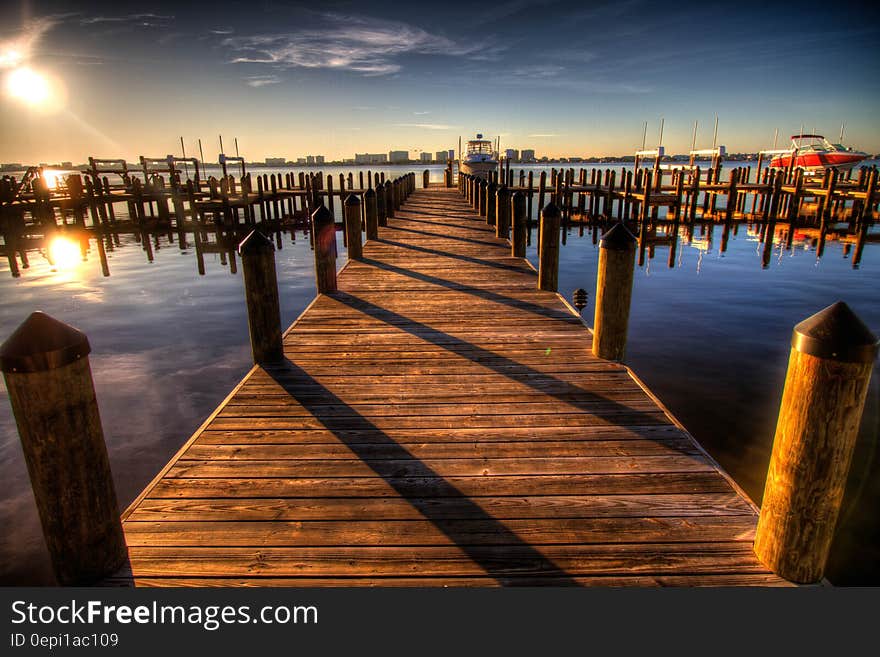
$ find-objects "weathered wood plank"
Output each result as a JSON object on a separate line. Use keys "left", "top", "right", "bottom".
{"left": 129, "top": 493, "right": 753, "bottom": 522}
{"left": 123, "top": 516, "right": 758, "bottom": 546}
{"left": 146, "top": 472, "right": 736, "bottom": 498}
{"left": 124, "top": 543, "right": 774, "bottom": 577}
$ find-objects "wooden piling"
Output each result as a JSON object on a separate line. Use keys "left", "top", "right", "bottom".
{"left": 344, "top": 194, "right": 363, "bottom": 260}
{"left": 0, "top": 312, "right": 127, "bottom": 584}
{"left": 592, "top": 223, "right": 637, "bottom": 362}
{"left": 364, "top": 187, "right": 379, "bottom": 240}
{"left": 311, "top": 205, "right": 337, "bottom": 293}
{"left": 238, "top": 231, "right": 283, "bottom": 364}
{"left": 486, "top": 181, "right": 497, "bottom": 226}
{"left": 385, "top": 181, "right": 395, "bottom": 220}
{"left": 496, "top": 185, "right": 510, "bottom": 239}
{"left": 511, "top": 190, "right": 527, "bottom": 258}
{"left": 376, "top": 181, "right": 387, "bottom": 227}
{"left": 754, "top": 301, "right": 878, "bottom": 583}
{"left": 538, "top": 203, "right": 561, "bottom": 292}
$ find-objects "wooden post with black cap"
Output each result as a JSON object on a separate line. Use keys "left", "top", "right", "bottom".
{"left": 754, "top": 301, "right": 878, "bottom": 583}
{"left": 0, "top": 312, "right": 127, "bottom": 584}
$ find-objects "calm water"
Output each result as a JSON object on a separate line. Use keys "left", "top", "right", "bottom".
{"left": 1, "top": 164, "right": 878, "bottom": 584}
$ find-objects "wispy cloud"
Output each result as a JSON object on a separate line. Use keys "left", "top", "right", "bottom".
{"left": 396, "top": 123, "right": 456, "bottom": 130}
{"left": 224, "top": 13, "right": 496, "bottom": 76}
{"left": 0, "top": 16, "right": 60, "bottom": 68}
{"left": 510, "top": 64, "right": 566, "bottom": 79}
{"left": 80, "top": 13, "right": 173, "bottom": 27}
{"left": 413, "top": 110, "right": 431, "bottom": 115}
{"left": 528, "top": 133, "right": 561, "bottom": 138}
{"left": 245, "top": 75, "right": 281, "bottom": 87}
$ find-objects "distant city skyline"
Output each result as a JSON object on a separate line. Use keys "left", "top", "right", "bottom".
{"left": 1, "top": 0, "right": 878, "bottom": 163}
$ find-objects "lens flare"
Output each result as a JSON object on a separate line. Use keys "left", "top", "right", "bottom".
{"left": 48, "top": 236, "right": 81, "bottom": 270}
{"left": 41, "top": 170, "right": 63, "bottom": 189}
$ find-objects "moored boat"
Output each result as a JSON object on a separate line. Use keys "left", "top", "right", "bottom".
{"left": 769, "top": 134, "right": 868, "bottom": 171}
{"left": 459, "top": 134, "right": 498, "bottom": 178}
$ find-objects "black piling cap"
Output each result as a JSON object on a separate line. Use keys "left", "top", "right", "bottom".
{"left": 238, "top": 229, "right": 274, "bottom": 256}
{"left": 345, "top": 193, "right": 361, "bottom": 207}
{"left": 792, "top": 301, "right": 878, "bottom": 363}
{"left": 0, "top": 311, "right": 91, "bottom": 374}
{"left": 600, "top": 222, "right": 637, "bottom": 251}
{"left": 542, "top": 202, "right": 561, "bottom": 219}
{"left": 311, "top": 205, "right": 333, "bottom": 223}
{"left": 364, "top": 187, "right": 376, "bottom": 198}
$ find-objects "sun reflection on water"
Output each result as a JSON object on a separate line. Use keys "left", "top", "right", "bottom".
{"left": 47, "top": 236, "right": 81, "bottom": 270}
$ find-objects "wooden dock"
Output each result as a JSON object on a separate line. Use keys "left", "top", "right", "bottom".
{"left": 111, "top": 185, "right": 790, "bottom": 586}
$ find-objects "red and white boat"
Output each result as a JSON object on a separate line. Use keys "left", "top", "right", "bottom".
{"left": 768, "top": 134, "right": 868, "bottom": 171}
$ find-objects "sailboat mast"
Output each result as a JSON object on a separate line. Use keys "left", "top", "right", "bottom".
{"left": 180, "top": 137, "right": 190, "bottom": 178}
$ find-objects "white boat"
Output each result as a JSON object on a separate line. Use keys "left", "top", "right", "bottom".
{"left": 459, "top": 134, "right": 498, "bottom": 178}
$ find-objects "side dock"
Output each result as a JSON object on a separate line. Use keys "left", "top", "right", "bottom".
{"left": 111, "top": 185, "right": 789, "bottom": 586}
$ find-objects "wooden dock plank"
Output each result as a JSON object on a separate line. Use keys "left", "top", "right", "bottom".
{"left": 117, "top": 186, "right": 788, "bottom": 587}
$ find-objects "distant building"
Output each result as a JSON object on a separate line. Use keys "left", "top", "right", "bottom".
{"left": 504, "top": 149, "right": 519, "bottom": 162}
{"left": 448, "top": 149, "right": 455, "bottom": 161}
{"left": 60, "top": 161, "right": 73, "bottom": 169}
{"left": 306, "top": 156, "right": 315, "bottom": 165}
{"left": 0, "top": 163, "right": 23, "bottom": 172}
{"left": 521, "top": 149, "right": 535, "bottom": 162}
{"left": 315, "top": 155, "right": 325, "bottom": 165}
{"left": 265, "top": 157, "right": 286, "bottom": 166}
{"left": 388, "top": 150, "right": 409, "bottom": 164}
{"left": 420, "top": 152, "right": 432, "bottom": 163}
{"left": 355, "top": 153, "right": 388, "bottom": 164}
{"left": 435, "top": 151, "right": 448, "bottom": 163}
{"left": 296, "top": 157, "right": 307, "bottom": 165}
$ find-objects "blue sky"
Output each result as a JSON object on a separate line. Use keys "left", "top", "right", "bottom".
{"left": 1, "top": 0, "right": 878, "bottom": 162}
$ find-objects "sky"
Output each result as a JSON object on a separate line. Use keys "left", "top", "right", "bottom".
{"left": 0, "top": 0, "right": 878, "bottom": 163}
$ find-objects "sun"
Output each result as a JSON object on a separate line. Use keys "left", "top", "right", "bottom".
{"left": 6, "top": 67, "right": 50, "bottom": 106}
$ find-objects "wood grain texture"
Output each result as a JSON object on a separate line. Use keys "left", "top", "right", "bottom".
{"left": 117, "top": 187, "right": 788, "bottom": 587}
{"left": 754, "top": 348, "right": 873, "bottom": 583}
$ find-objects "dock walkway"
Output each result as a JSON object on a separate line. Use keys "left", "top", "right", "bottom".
{"left": 115, "top": 186, "right": 789, "bottom": 586}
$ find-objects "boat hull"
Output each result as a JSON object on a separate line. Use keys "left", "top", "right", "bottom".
{"left": 769, "top": 151, "right": 867, "bottom": 171}
{"left": 460, "top": 160, "right": 498, "bottom": 179}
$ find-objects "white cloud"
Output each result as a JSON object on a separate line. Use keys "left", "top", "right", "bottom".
{"left": 80, "top": 13, "right": 173, "bottom": 27}
{"left": 224, "top": 13, "right": 493, "bottom": 76}
{"left": 528, "top": 133, "right": 561, "bottom": 138}
{"left": 395, "top": 123, "right": 457, "bottom": 130}
{"left": 245, "top": 75, "right": 281, "bottom": 87}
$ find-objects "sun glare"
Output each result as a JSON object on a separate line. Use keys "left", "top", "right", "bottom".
{"left": 6, "top": 67, "right": 50, "bottom": 105}
{"left": 0, "top": 48, "right": 23, "bottom": 68}
{"left": 41, "top": 170, "right": 63, "bottom": 189}
{"left": 48, "top": 236, "right": 82, "bottom": 270}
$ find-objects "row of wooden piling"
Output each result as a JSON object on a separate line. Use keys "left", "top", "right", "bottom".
{"left": 459, "top": 164, "right": 878, "bottom": 225}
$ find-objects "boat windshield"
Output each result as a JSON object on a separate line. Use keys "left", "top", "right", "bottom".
{"left": 792, "top": 135, "right": 829, "bottom": 150}
{"left": 467, "top": 141, "right": 494, "bottom": 155}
